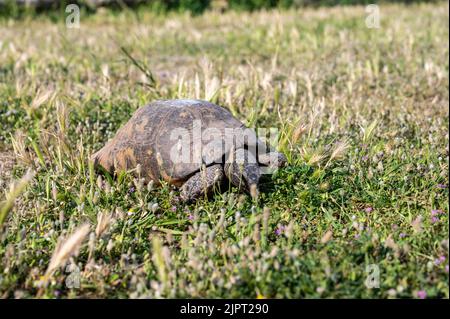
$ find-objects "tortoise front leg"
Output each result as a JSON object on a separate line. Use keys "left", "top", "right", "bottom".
{"left": 180, "top": 164, "right": 225, "bottom": 202}
{"left": 224, "top": 148, "right": 261, "bottom": 199}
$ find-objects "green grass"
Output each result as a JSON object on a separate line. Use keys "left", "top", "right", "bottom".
{"left": 0, "top": 2, "right": 448, "bottom": 298}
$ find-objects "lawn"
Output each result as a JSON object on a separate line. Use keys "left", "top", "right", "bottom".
{"left": 0, "top": 2, "right": 448, "bottom": 298}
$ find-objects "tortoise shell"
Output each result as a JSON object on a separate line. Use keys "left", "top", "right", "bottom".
{"left": 91, "top": 99, "right": 266, "bottom": 187}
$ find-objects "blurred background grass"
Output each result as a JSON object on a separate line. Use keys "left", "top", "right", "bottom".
{"left": 0, "top": 0, "right": 443, "bottom": 17}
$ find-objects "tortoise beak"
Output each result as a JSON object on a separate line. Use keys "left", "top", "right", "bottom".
{"left": 249, "top": 184, "right": 259, "bottom": 200}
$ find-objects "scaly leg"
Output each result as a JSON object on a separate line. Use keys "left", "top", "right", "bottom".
{"left": 224, "top": 148, "right": 260, "bottom": 199}
{"left": 180, "top": 164, "right": 225, "bottom": 202}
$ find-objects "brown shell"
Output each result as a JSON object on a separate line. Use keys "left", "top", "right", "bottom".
{"left": 91, "top": 99, "right": 264, "bottom": 186}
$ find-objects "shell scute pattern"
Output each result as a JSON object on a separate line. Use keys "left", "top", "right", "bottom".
{"left": 92, "top": 100, "right": 264, "bottom": 185}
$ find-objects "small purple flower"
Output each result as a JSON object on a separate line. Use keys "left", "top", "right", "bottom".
{"left": 128, "top": 186, "right": 135, "bottom": 194}
{"left": 399, "top": 233, "right": 407, "bottom": 238}
{"left": 439, "top": 256, "right": 446, "bottom": 262}
{"left": 431, "top": 209, "right": 442, "bottom": 216}
{"left": 431, "top": 216, "right": 440, "bottom": 224}
{"left": 417, "top": 290, "right": 427, "bottom": 299}
{"left": 445, "top": 265, "right": 449, "bottom": 273}
{"left": 435, "top": 258, "right": 442, "bottom": 266}
{"left": 431, "top": 209, "right": 445, "bottom": 216}
{"left": 275, "top": 225, "right": 286, "bottom": 236}
{"left": 365, "top": 207, "right": 373, "bottom": 213}
{"left": 187, "top": 214, "right": 194, "bottom": 221}
{"left": 437, "top": 184, "right": 447, "bottom": 189}
{"left": 362, "top": 155, "right": 369, "bottom": 161}
{"left": 171, "top": 206, "right": 177, "bottom": 212}
{"left": 354, "top": 234, "right": 360, "bottom": 239}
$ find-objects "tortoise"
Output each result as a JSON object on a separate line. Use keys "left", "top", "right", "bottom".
{"left": 91, "top": 99, "right": 287, "bottom": 202}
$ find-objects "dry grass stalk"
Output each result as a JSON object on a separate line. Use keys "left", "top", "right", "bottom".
{"left": 320, "top": 230, "right": 333, "bottom": 244}
{"left": 95, "top": 210, "right": 113, "bottom": 238}
{"left": 44, "top": 224, "right": 90, "bottom": 278}
{"left": 0, "top": 169, "right": 35, "bottom": 228}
